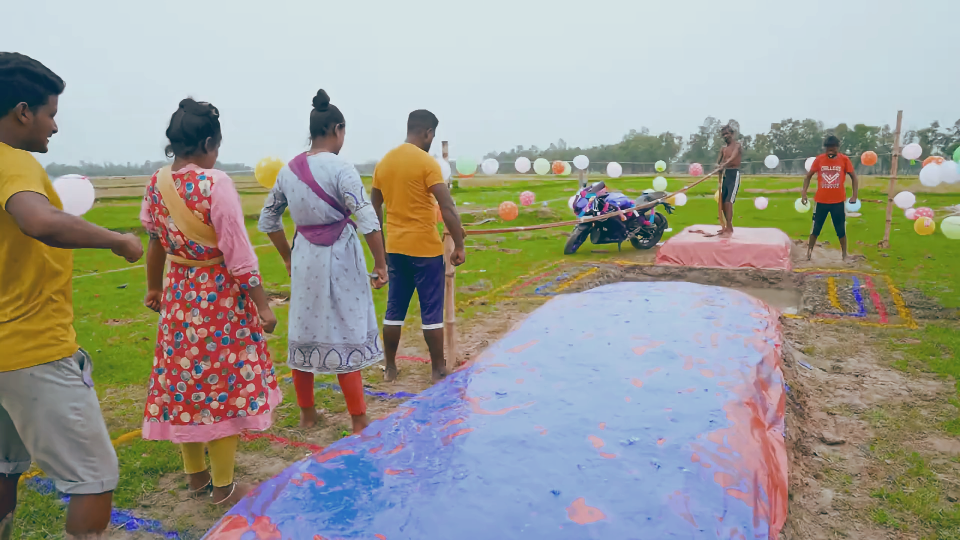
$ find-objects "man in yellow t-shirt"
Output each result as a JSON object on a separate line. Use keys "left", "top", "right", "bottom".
{"left": 371, "top": 109, "right": 465, "bottom": 383}
{"left": 0, "top": 53, "right": 143, "bottom": 540}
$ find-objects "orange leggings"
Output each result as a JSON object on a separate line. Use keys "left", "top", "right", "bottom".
{"left": 292, "top": 369, "right": 366, "bottom": 416}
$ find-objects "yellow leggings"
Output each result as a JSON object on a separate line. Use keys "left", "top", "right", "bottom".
{"left": 181, "top": 435, "right": 238, "bottom": 488}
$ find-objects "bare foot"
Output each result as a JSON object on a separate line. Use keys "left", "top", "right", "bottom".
{"left": 212, "top": 482, "right": 254, "bottom": 506}
{"left": 299, "top": 407, "right": 319, "bottom": 429}
{"left": 718, "top": 229, "right": 733, "bottom": 238}
{"left": 431, "top": 368, "right": 448, "bottom": 383}
{"left": 384, "top": 363, "right": 398, "bottom": 382}
{"left": 351, "top": 414, "right": 370, "bottom": 434}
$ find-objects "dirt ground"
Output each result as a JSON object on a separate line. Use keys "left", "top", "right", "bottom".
{"left": 123, "top": 239, "right": 959, "bottom": 539}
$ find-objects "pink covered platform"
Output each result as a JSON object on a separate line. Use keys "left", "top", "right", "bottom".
{"left": 656, "top": 225, "right": 793, "bottom": 271}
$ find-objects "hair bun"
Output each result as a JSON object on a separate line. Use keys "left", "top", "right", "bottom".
{"left": 312, "top": 89, "right": 331, "bottom": 111}
{"left": 179, "top": 98, "right": 219, "bottom": 118}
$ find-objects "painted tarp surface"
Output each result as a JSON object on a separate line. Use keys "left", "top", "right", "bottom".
{"left": 205, "top": 282, "right": 787, "bottom": 540}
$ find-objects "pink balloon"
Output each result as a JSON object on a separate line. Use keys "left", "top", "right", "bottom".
{"left": 519, "top": 191, "right": 536, "bottom": 206}
{"left": 754, "top": 197, "right": 768, "bottom": 210}
{"left": 688, "top": 163, "right": 704, "bottom": 177}
{"left": 904, "top": 208, "right": 917, "bottom": 220}
{"left": 914, "top": 207, "right": 935, "bottom": 220}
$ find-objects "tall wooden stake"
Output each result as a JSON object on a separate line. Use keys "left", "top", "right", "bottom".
{"left": 442, "top": 231, "right": 458, "bottom": 373}
{"left": 879, "top": 110, "right": 903, "bottom": 249}
{"left": 441, "top": 141, "right": 450, "bottom": 188}
{"left": 578, "top": 168, "right": 587, "bottom": 189}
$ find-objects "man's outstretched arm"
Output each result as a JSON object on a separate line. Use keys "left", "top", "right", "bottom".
{"left": 6, "top": 191, "right": 143, "bottom": 261}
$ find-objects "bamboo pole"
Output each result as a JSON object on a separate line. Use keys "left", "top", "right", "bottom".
{"left": 879, "top": 110, "right": 903, "bottom": 249}
{"left": 442, "top": 231, "right": 458, "bottom": 373}
{"left": 441, "top": 141, "right": 450, "bottom": 189}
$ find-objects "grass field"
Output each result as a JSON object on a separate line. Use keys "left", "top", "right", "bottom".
{"left": 12, "top": 173, "right": 960, "bottom": 538}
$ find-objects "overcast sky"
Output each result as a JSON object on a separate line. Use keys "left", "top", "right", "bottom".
{"left": 5, "top": 0, "right": 958, "bottom": 167}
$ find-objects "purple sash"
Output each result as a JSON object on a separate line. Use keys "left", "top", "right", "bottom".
{"left": 288, "top": 152, "right": 356, "bottom": 247}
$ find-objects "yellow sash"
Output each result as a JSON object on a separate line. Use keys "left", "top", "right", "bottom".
{"left": 155, "top": 166, "right": 224, "bottom": 268}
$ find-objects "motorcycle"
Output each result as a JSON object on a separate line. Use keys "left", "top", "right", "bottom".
{"left": 564, "top": 181, "right": 674, "bottom": 255}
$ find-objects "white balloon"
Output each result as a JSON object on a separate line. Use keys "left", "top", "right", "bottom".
{"left": 573, "top": 155, "right": 590, "bottom": 170}
{"left": 893, "top": 191, "right": 916, "bottom": 209}
{"left": 606, "top": 162, "right": 623, "bottom": 178}
{"left": 673, "top": 192, "right": 688, "bottom": 206}
{"left": 436, "top": 158, "right": 451, "bottom": 181}
{"left": 764, "top": 155, "right": 780, "bottom": 169}
{"left": 533, "top": 158, "right": 551, "bottom": 175}
{"left": 920, "top": 163, "right": 943, "bottom": 187}
{"left": 652, "top": 176, "right": 668, "bottom": 191}
{"left": 53, "top": 175, "right": 95, "bottom": 216}
{"left": 939, "top": 161, "right": 960, "bottom": 185}
{"left": 804, "top": 157, "right": 816, "bottom": 172}
{"left": 567, "top": 195, "right": 578, "bottom": 211}
{"left": 902, "top": 143, "right": 922, "bottom": 161}
{"left": 481, "top": 158, "right": 499, "bottom": 175}
{"left": 515, "top": 157, "right": 531, "bottom": 174}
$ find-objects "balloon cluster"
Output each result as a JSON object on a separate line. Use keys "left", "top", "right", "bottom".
{"left": 893, "top": 190, "right": 956, "bottom": 238}
{"left": 919, "top": 157, "right": 960, "bottom": 187}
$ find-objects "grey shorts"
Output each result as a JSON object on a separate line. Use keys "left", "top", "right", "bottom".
{"left": 0, "top": 350, "right": 119, "bottom": 495}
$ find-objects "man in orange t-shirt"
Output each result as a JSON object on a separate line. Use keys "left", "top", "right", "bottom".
{"left": 800, "top": 135, "right": 859, "bottom": 261}
{"left": 371, "top": 110, "right": 465, "bottom": 383}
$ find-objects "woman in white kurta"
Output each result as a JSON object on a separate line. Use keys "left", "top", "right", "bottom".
{"left": 259, "top": 89, "right": 388, "bottom": 431}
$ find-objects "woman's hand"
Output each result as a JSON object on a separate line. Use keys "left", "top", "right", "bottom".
{"left": 371, "top": 264, "right": 388, "bottom": 290}
{"left": 144, "top": 290, "right": 162, "bottom": 312}
{"left": 260, "top": 307, "right": 278, "bottom": 334}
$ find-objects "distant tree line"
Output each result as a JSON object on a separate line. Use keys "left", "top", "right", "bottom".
{"left": 44, "top": 116, "right": 960, "bottom": 178}
{"left": 484, "top": 117, "right": 960, "bottom": 176}
{"left": 45, "top": 160, "right": 252, "bottom": 178}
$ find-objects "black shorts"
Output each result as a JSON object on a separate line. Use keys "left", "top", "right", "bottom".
{"left": 721, "top": 169, "right": 741, "bottom": 203}
{"left": 384, "top": 253, "right": 445, "bottom": 329}
{"left": 811, "top": 201, "right": 846, "bottom": 238}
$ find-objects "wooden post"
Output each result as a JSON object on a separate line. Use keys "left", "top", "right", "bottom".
{"left": 442, "top": 231, "right": 458, "bottom": 373}
{"left": 441, "top": 141, "right": 450, "bottom": 189}
{"left": 879, "top": 110, "right": 903, "bottom": 249}
{"left": 578, "top": 167, "right": 587, "bottom": 189}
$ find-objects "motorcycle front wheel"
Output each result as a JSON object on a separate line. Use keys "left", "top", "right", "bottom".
{"left": 564, "top": 224, "right": 592, "bottom": 255}
{"left": 630, "top": 213, "right": 667, "bottom": 250}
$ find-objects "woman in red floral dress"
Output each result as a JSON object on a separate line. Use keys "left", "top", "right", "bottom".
{"left": 140, "top": 99, "right": 280, "bottom": 506}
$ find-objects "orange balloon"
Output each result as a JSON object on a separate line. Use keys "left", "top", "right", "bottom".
{"left": 922, "top": 156, "right": 945, "bottom": 167}
{"left": 860, "top": 151, "right": 878, "bottom": 166}
{"left": 551, "top": 161, "right": 565, "bottom": 175}
{"left": 499, "top": 201, "right": 519, "bottom": 221}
